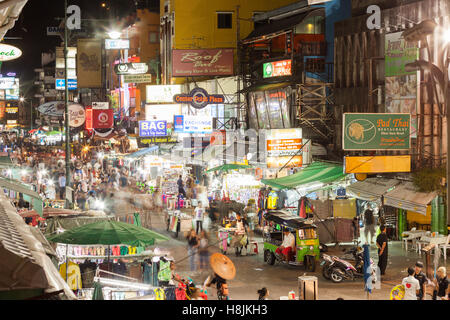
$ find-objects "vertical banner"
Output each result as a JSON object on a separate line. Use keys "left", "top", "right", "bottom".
{"left": 77, "top": 39, "right": 102, "bottom": 88}
{"left": 385, "top": 32, "right": 419, "bottom": 138}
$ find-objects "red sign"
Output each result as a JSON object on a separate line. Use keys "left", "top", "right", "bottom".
{"left": 93, "top": 109, "right": 114, "bottom": 129}
{"left": 172, "top": 49, "right": 234, "bottom": 77}
{"left": 85, "top": 108, "right": 93, "bottom": 130}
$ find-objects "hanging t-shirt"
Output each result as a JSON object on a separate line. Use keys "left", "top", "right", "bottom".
{"left": 267, "top": 191, "right": 278, "bottom": 210}
{"left": 59, "top": 261, "right": 83, "bottom": 290}
{"left": 154, "top": 288, "right": 166, "bottom": 300}
{"left": 158, "top": 260, "right": 171, "bottom": 282}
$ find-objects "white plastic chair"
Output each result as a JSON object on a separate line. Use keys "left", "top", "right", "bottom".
{"left": 439, "top": 234, "right": 450, "bottom": 261}
{"left": 416, "top": 231, "right": 431, "bottom": 253}
{"left": 402, "top": 227, "right": 416, "bottom": 251}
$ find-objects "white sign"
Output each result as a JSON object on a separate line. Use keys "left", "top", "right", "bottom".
{"left": 68, "top": 104, "right": 85, "bottom": 127}
{"left": 66, "top": 5, "right": 81, "bottom": 30}
{"left": 92, "top": 102, "right": 109, "bottom": 110}
{"left": 146, "top": 85, "right": 183, "bottom": 103}
{"left": 145, "top": 104, "right": 181, "bottom": 122}
{"left": 123, "top": 74, "right": 152, "bottom": 84}
{"left": 105, "top": 39, "right": 130, "bottom": 50}
{"left": 183, "top": 116, "right": 213, "bottom": 134}
{"left": 0, "top": 77, "right": 17, "bottom": 89}
{"left": 0, "top": 44, "right": 22, "bottom": 62}
{"left": 37, "top": 101, "right": 66, "bottom": 117}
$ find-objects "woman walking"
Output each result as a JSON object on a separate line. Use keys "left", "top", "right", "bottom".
{"left": 186, "top": 229, "right": 199, "bottom": 271}
{"left": 198, "top": 231, "right": 210, "bottom": 270}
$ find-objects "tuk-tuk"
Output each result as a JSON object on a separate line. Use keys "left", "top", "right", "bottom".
{"left": 263, "top": 210, "right": 320, "bottom": 271}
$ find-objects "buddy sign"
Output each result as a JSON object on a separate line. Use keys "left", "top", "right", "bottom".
{"left": 173, "top": 88, "right": 225, "bottom": 109}
{"left": 343, "top": 113, "right": 411, "bottom": 150}
{"left": 139, "top": 120, "right": 167, "bottom": 137}
{"left": 0, "top": 44, "right": 22, "bottom": 62}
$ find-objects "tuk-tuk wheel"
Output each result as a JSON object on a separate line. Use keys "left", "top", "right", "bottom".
{"left": 264, "top": 250, "right": 275, "bottom": 265}
{"left": 304, "top": 255, "right": 315, "bottom": 272}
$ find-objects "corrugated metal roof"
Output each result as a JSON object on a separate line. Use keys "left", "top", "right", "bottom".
{"left": 384, "top": 181, "right": 437, "bottom": 215}
{"left": 347, "top": 177, "right": 401, "bottom": 202}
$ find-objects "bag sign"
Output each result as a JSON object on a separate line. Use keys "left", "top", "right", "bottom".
{"left": 139, "top": 120, "right": 167, "bottom": 137}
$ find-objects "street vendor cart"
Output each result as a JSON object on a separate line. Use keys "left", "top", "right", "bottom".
{"left": 263, "top": 210, "right": 320, "bottom": 272}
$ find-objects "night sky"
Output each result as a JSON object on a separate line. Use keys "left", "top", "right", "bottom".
{"left": 2, "top": 0, "right": 151, "bottom": 97}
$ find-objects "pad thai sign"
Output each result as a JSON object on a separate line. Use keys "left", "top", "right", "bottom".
{"left": 343, "top": 113, "right": 411, "bottom": 150}
{"left": 172, "top": 49, "right": 234, "bottom": 77}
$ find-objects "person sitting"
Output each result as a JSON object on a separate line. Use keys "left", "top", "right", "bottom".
{"left": 275, "top": 229, "right": 295, "bottom": 262}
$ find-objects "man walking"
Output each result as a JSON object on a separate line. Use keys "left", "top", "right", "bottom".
{"left": 363, "top": 205, "right": 376, "bottom": 244}
{"left": 58, "top": 173, "right": 66, "bottom": 200}
{"left": 376, "top": 225, "right": 388, "bottom": 276}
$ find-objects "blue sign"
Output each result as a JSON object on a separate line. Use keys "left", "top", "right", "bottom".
{"left": 139, "top": 120, "right": 167, "bottom": 137}
{"left": 174, "top": 115, "right": 184, "bottom": 132}
{"left": 55, "top": 78, "right": 77, "bottom": 90}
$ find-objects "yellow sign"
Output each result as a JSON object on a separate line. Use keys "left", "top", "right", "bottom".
{"left": 345, "top": 155, "right": 411, "bottom": 174}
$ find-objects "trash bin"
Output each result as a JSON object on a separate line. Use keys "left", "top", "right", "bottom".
{"left": 298, "top": 276, "right": 318, "bottom": 300}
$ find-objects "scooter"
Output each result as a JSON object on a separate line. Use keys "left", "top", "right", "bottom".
{"left": 321, "top": 246, "right": 366, "bottom": 283}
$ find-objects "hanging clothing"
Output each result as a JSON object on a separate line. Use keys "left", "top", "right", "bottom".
{"left": 79, "top": 261, "right": 97, "bottom": 288}
{"left": 151, "top": 260, "right": 159, "bottom": 286}
{"left": 120, "top": 246, "right": 129, "bottom": 256}
{"left": 59, "top": 261, "right": 83, "bottom": 290}
{"left": 112, "top": 246, "right": 120, "bottom": 256}
{"left": 164, "top": 286, "right": 176, "bottom": 300}
{"left": 154, "top": 288, "right": 165, "bottom": 300}
{"left": 267, "top": 191, "right": 278, "bottom": 210}
{"left": 158, "top": 260, "right": 171, "bottom": 282}
{"left": 175, "top": 286, "right": 187, "bottom": 300}
{"left": 142, "top": 262, "right": 152, "bottom": 284}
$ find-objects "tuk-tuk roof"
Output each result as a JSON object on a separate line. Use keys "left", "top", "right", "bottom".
{"left": 264, "top": 210, "right": 317, "bottom": 230}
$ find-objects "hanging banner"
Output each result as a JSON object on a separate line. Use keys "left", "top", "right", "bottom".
{"left": 77, "top": 39, "right": 102, "bottom": 88}
{"left": 266, "top": 128, "right": 304, "bottom": 168}
{"left": 92, "top": 109, "right": 114, "bottom": 129}
{"left": 385, "top": 32, "right": 419, "bottom": 138}
{"left": 343, "top": 113, "right": 411, "bottom": 150}
{"left": 172, "top": 49, "right": 234, "bottom": 77}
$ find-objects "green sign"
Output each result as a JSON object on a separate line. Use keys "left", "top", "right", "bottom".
{"left": 263, "top": 60, "right": 291, "bottom": 78}
{"left": 343, "top": 113, "right": 411, "bottom": 150}
{"left": 385, "top": 32, "right": 419, "bottom": 77}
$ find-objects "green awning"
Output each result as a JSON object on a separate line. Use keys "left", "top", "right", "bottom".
{"left": 261, "top": 161, "right": 346, "bottom": 190}
{"left": 206, "top": 164, "right": 252, "bottom": 173}
{"left": 0, "top": 177, "right": 43, "bottom": 217}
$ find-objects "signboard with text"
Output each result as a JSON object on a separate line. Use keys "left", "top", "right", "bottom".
{"left": 55, "top": 78, "right": 77, "bottom": 90}
{"left": 263, "top": 59, "right": 292, "bottom": 78}
{"left": 105, "top": 39, "right": 130, "bottom": 50}
{"left": 173, "top": 87, "right": 225, "bottom": 109}
{"left": 139, "top": 120, "right": 167, "bottom": 137}
{"left": 123, "top": 74, "right": 152, "bottom": 84}
{"left": 266, "top": 128, "right": 303, "bottom": 168}
{"left": 114, "top": 63, "right": 149, "bottom": 75}
{"left": 92, "top": 109, "right": 114, "bottom": 129}
{"left": 173, "top": 115, "right": 213, "bottom": 134}
{"left": 343, "top": 113, "right": 411, "bottom": 150}
{"left": 146, "top": 85, "right": 183, "bottom": 103}
{"left": 172, "top": 49, "right": 234, "bottom": 77}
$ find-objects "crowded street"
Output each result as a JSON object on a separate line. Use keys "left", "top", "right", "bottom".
{"left": 0, "top": 0, "right": 449, "bottom": 309}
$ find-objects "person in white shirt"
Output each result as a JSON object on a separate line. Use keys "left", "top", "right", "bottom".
{"left": 194, "top": 201, "right": 205, "bottom": 234}
{"left": 402, "top": 267, "right": 421, "bottom": 300}
{"left": 276, "top": 229, "right": 296, "bottom": 262}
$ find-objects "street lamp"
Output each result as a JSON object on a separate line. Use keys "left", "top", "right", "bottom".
{"left": 402, "top": 20, "right": 450, "bottom": 231}
{"left": 107, "top": 30, "right": 121, "bottom": 39}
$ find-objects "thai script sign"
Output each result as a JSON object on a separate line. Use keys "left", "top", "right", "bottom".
{"left": 263, "top": 59, "right": 292, "bottom": 78}
{"left": 172, "top": 49, "right": 234, "bottom": 77}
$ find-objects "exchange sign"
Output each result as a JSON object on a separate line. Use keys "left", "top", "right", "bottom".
{"left": 139, "top": 120, "right": 167, "bottom": 137}
{"left": 343, "top": 113, "right": 411, "bottom": 150}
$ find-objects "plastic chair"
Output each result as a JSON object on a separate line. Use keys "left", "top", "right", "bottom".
{"left": 416, "top": 231, "right": 431, "bottom": 253}
{"left": 402, "top": 228, "right": 416, "bottom": 251}
{"left": 439, "top": 234, "right": 450, "bottom": 261}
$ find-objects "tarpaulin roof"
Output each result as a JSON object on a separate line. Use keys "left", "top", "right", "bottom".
{"left": 261, "top": 161, "right": 345, "bottom": 190}
{"left": 346, "top": 177, "right": 401, "bottom": 202}
{"left": 383, "top": 181, "right": 437, "bottom": 215}
{"left": 264, "top": 210, "right": 316, "bottom": 230}
{"left": 0, "top": 177, "right": 43, "bottom": 217}
{"left": 125, "top": 146, "right": 159, "bottom": 159}
{"left": 206, "top": 163, "right": 252, "bottom": 173}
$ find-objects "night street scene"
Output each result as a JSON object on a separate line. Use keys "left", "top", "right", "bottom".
{"left": 0, "top": 0, "right": 449, "bottom": 307}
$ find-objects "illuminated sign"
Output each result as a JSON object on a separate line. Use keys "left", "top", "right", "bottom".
{"left": 139, "top": 120, "right": 167, "bottom": 137}
{"left": 344, "top": 156, "right": 411, "bottom": 174}
{"left": 56, "top": 78, "right": 77, "bottom": 90}
{"left": 263, "top": 59, "right": 292, "bottom": 78}
{"left": 114, "top": 63, "right": 149, "bottom": 75}
{"left": 173, "top": 88, "right": 225, "bottom": 109}
{"left": 173, "top": 115, "right": 213, "bottom": 134}
{"left": 172, "top": 49, "right": 234, "bottom": 77}
{"left": 0, "top": 44, "right": 22, "bottom": 62}
{"left": 266, "top": 128, "right": 304, "bottom": 168}
{"left": 5, "top": 107, "right": 18, "bottom": 113}
{"left": 105, "top": 39, "right": 130, "bottom": 50}
{"left": 0, "top": 77, "right": 18, "bottom": 89}
{"left": 85, "top": 108, "right": 93, "bottom": 130}
{"left": 146, "top": 85, "right": 183, "bottom": 103}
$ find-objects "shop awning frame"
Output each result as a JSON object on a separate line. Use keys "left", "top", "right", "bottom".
{"left": 125, "top": 146, "right": 159, "bottom": 159}
{"left": 383, "top": 181, "right": 437, "bottom": 215}
{"left": 0, "top": 177, "right": 43, "bottom": 217}
{"left": 346, "top": 177, "right": 401, "bottom": 202}
{"left": 261, "top": 161, "right": 346, "bottom": 190}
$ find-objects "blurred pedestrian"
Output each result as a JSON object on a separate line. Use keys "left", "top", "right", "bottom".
{"left": 257, "top": 287, "right": 269, "bottom": 300}
{"left": 194, "top": 201, "right": 205, "bottom": 234}
{"left": 186, "top": 229, "right": 199, "bottom": 271}
{"left": 376, "top": 225, "right": 388, "bottom": 276}
{"left": 363, "top": 205, "right": 375, "bottom": 244}
{"left": 198, "top": 231, "right": 209, "bottom": 270}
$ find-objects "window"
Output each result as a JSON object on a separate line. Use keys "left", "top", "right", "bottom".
{"left": 149, "top": 31, "right": 158, "bottom": 43}
{"left": 217, "top": 12, "right": 233, "bottom": 29}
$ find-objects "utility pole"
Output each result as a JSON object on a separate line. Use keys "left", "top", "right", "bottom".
{"left": 64, "top": 0, "right": 71, "bottom": 209}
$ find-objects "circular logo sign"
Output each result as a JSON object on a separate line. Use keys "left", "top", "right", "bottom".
{"left": 117, "top": 64, "right": 129, "bottom": 73}
{"left": 0, "top": 44, "right": 22, "bottom": 62}
{"left": 98, "top": 112, "right": 109, "bottom": 123}
{"left": 68, "top": 104, "right": 85, "bottom": 127}
{"left": 345, "top": 118, "right": 377, "bottom": 145}
{"left": 190, "top": 87, "right": 209, "bottom": 109}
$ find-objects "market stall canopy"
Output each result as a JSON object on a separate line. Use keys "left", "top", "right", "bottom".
{"left": 46, "top": 220, "right": 169, "bottom": 246}
{"left": 261, "top": 161, "right": 345, "bottom": 190}
{"left": 0, "top": 155, "right": 13, "bottom": 168}
{"left": 264, "top": 210, "right": 316, "bottom": 229}
{"left": 125, "top": 146, "right": 159, "bottom": 159}
{"left": 346, "top": 177, "right": 401, "bottom": 202}
{"left": 383, "top": 181, "right": 437, "bottom": 215}
{"left": 0, "top": 177, "right": 43, "bottom": 217}
{"left": 0, "top": 193, "right": 76, "bottom": 300}
{"left": 206, "top": 163, "right": 252, "bottom": 173}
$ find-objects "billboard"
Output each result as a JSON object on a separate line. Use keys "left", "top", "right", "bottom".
{"left": 173, "top": 115, "right": 213, "bottom": 134}
{"left": 105, "top": 39, "right": 130, "bottom": 50}
{"left": 92, "top": 109, "right": 114, "bottom": 129}
{"left": 0, "top": 77, "right": 17, "bottom": 89}
{"left": 139, "top": 120, "right": 167, "bottom": 137}
{"left": 172, "top": 49, "right": 234, "bottom": 77}
{"left": 385, "top": 32, "right": 419, "bottom": 138}
{"left": 266, "top": 128, "right": 304, "bottom": 168}
{"left": 146, "top": 85, "right": 183, "bottom": 103}
{"left": 77, "top": 39, "right": 102, "bottom": 88}
{"left": 343, "top": 113, "right": 411, "bottom": 150}
{"left": 263, "top": 59, "right": 292, "bottom": 78}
